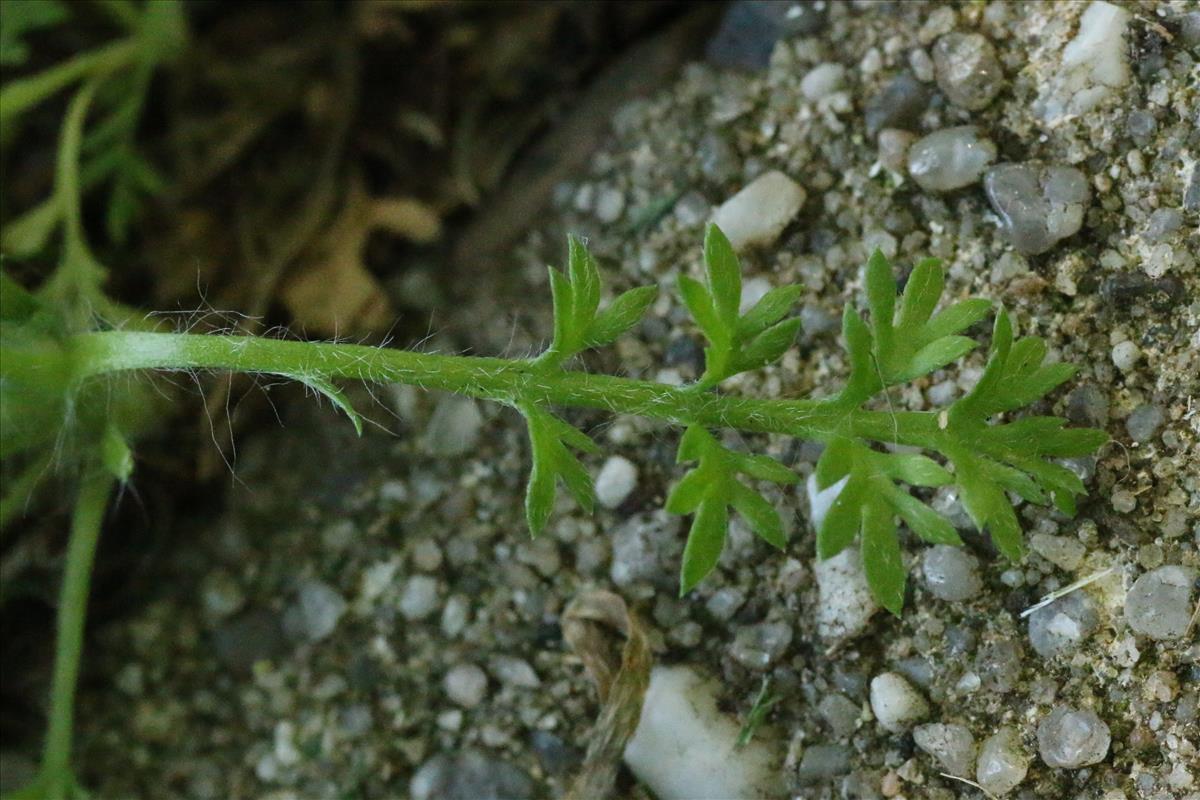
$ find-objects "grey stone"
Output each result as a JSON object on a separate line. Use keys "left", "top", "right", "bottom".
{"left": 705, "top": 587, "right": 746, "bottom": 621}
{"left": 797, "top": 744, "right": 852, "bottom": 784}
{"left": 698, "top": 132, "right": 739, "bottom": 185}
{"left": 975, "top": 639, "right": 1022, "bottom": 693}
{"left": 913, "top": 723, "right": 977, "bottom": 777}
{"left": 282, "top": 580, "right": 347, "bottom": 643}
{"left": 729, "top": 620, "right": 793, "bottom": 670}
{"left": 869, "top": 672, "right": 929, "bottom": 733}
{"left": 711, "top": 170, "right": 806, "bottom": 250}
{"left": 864, "top": 73, "right": 930, "bottom": 137}
{"left": 908, "top": 126, "right": 996, "bottom": 192}
{"left": 488, "top": 655, "right": 540, "bottom": 689}
{"left": 1125, "top": 110, "right": 1157, "bottom": 147}
{"left": 983, "top": 163, "right": 1090, "bottom": 255}
{"left": 399, "top": 576, "right": 440, "bottom": 621}
{"left": 529, "top": 730, "right": 580, "bottom": 777}
{"left": 1144, "top": 208, "right": 1183, "bottom": 243}
{"left": 444, "top": 664, "right": 488, "bottom": 708}
{"left": 1124, "top": 565, "right": 1198, "bottom": 640}
{"left": 818, "top": 693, "right": 861, "bottom": 740}
{"left": 1028, "top": 592, "right": 1099, "bottom": 658}
{"left": 1037, "top": 707, "right": 1110, "bottom": 768}
{"left": 409, "top": 750, "right": 534, "bottom": 800}
{"left": 877, "top": 129, "right": 916, "bottom": 173}
{"left": 1066, "top": 384, "right": 1109, "bottom": 427}
{"left": 609, "top": 513, "right": 684, "bottom": 595}
{"left": 816, "top": 548, "right": 879, "bottom": 640}
{"left": 801, "top": 63, "right": 847, "bottom": 101}
{"left": 1125, "top": 404, "right": 1165, "bottom": 443}
{"left": 595, "top": 456, "right": 638, "bottom": 509}
{"left": 1186, "top": 163, "right": 1200, "bottom": 212}
{"left": 933, "top": 32, "right": 1004, "bottom": 110}
{"left": 976, "top": 727, "right": 1029, "bottom": 795}
{"left": 1030, "top": 534, "right": 1086, "bottom": 572}
{"left": 922, "top": 545, "right": 983, "bottom": 601}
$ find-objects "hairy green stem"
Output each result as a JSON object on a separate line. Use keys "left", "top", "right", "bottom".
{"left": 40, "top": 467, "right": 114, "bottom": 795}
{"left": 70, "top": 331, "right": 940, "bottom": 447}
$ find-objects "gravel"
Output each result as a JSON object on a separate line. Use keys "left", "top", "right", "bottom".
{"left": 1124, "top": 404, "right": 1165, "bottom": 443}
{"left": 913, "top": 722, "right": 977, "bottom": 777}
{"left": 398, "top": 576, "right": 440, "bottom": 621}
{"left": 869, "top": 672, "right": 929, "bottom": 734}
{"left": 864, "top": 72, "right": 929, "bottom": 137}
{"left": 976, "top": 727, "right": 1030, "bottom": 795}
{"left": 1037, "top": 706, "right": 1111, "bottom": 769}
{"left": 729, "top": 620, "right": 793, "bottom": 670}
{"left": 443, "top": 664, "right": 488, "bottom": 708}
{"left": 815, "top": 548, "right": 879, "bottom": 640}
{"left": 595, "top": 455, "right": 638, "bottom": 509}
{"left": 423, "top": 395, "right": 484, "bottom": 456}
{"left": 800, "top": 63, "right": 846, "bottom": 101}
{"left": 1124, "top": 565, "right": 1199, "bottom": 641}
{"left": 1027, "top": 592, "right": 1100, "bottom": 658}
{"left": 907, "top": 126, "right": 996, "bottom": 193}
{"left": 922, "top": 544, "right": 983, "bottom": 601}
{"left": 282, "top": 580, "right": 347, "bottom": 643}
{"left": 983, "top": 163, "right": 1090, "bottom": 255}
{"left": 409, "top": 749, "right": 533, "bottom": 800}
{"left": 710, "top": 170, "right": 806, "bottom": 250}
{"left": 932, "top": 32, "right": 1004, "bottom": 110}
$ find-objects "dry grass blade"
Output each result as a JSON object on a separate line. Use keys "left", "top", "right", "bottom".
{"left": 561, "top": 590, "right": 652, "bottom": 800}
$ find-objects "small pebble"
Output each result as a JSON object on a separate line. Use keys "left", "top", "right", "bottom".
{"left": 1124, "top": 565, "right": 1198, "bottom": 641}
{"left": 933, "top": 32, "right": 1004, "bottom": 110}
{"left": 864, "top": 73, "right": 930, "bottom": 136}
{"left": 594, "top": 187, "right": 625, "bottom": 223}
{"left": 1028, "top": 592, "right": 1099, "bottom": 658}
{"left": 801, "top": 63, "right": 847, "bottom": 101}
{"left": 922, "top": 545, "right": 982, "bottom": 602}
{"left": 913, "top": 723, "right": 976, "bottom": 777}
{"left": 729, "top": 621, "right": 793, "bottom": 670}
{"left": 984, "top": 163, "right": 1090, "bottom": 255}
{"left": 976, "top": 727, "right": 1029, "bottom": 795}
{"left": 488, "top": 655, "right": 541, "bottom": 689}
{"left": 596, "top": 456, "right": 638, "bottom": 509}
{"left": 1037, "top": 706, "right": 1110, "bottom": 768}
{"left": 907, "top": 126, "right": 996, "bottom": 193}
{"left": 1125, "top": 404, "right": 1164, "bottom": 443}
{"left": 1030, "top": 534, "right": 1086, "bottom": 572}
{"left": 817, "top": 694, "right": 861, "bottom": 740}
{"left": 877, "top": 129, "right": 916, "bottom": 173}
{"left": 444, "top": 664, "right": 488, "bottom": 708}
{"left": 711, "top": 170, "right": 806, "bottom": 250}
{"left": 816, "top": 548, "right": 879, "bottom": 640}
{"left": 399, "top": 576, "right": 440, "bottom": 621}
{"left": 282, "top": 580, "right": 347, "bottom": 643}
{"left": 1110, "top": 340, "right": 1140, "bottom": 372}
{"left": 869, "top": 672, "right": 930, "bottom": 733}
{"left": 796, "top": 744, "right": 852, "bottom": 784}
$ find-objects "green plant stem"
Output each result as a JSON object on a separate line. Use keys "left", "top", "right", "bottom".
{"left": 70, "top": 331, "right": 941, "bottom": 448}
{"left": 0, "top": 39, "right": 139, "bottom": 121}
{"left": 40, "top": 467, "right": 114, "bottom": 795}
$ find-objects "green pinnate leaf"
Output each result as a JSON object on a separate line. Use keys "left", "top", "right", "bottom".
{"left": 520, "top": 404, "right": 596, "bottom": 536}
{"left": 669, "top": 424, "right": 794, "bottom": 592}
{"left": 737, "top": 284, "right": 804, "bottom": 339}
{"left": 898, "top": 335, "right": 976, "bottom": 382}
{"left": 921, "top": 298, "right": 992, "bottom": 342}
{"left": 704, "top": 223, "right": 741, "bottom": 328}
{"left": 879, "top": 452, "right": 952, "bottom": 487}
{"left": 865, "top": 248, "right": 897, "bottom": 344}
{"left": 885, "top": 487, "right": 961, "bottom": 546}
{"left": 584, "top": 285, "right": 657, "bottom": 347}
{"left": 816, "top": 475, "right": 862, "bottom": 559}
{"left": 0, "top": 0, "right": 69, "bottom": 66}
{"left": 896, "top": 258, "right": 944, "bottom": 330}
{"left": 861, "top": 498, "right": 905, "bottom": 616}
{"left": 680, "top": 498, "right": 728, "bottom": 595}
{"left": 678, "top": 274, "right": 724, "bottom": 346}
{"left": 730, "top": 482, "right": 787, "bottom": 549}
{"left": 734, "top": 317, "right": 801, "bottom": 373}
